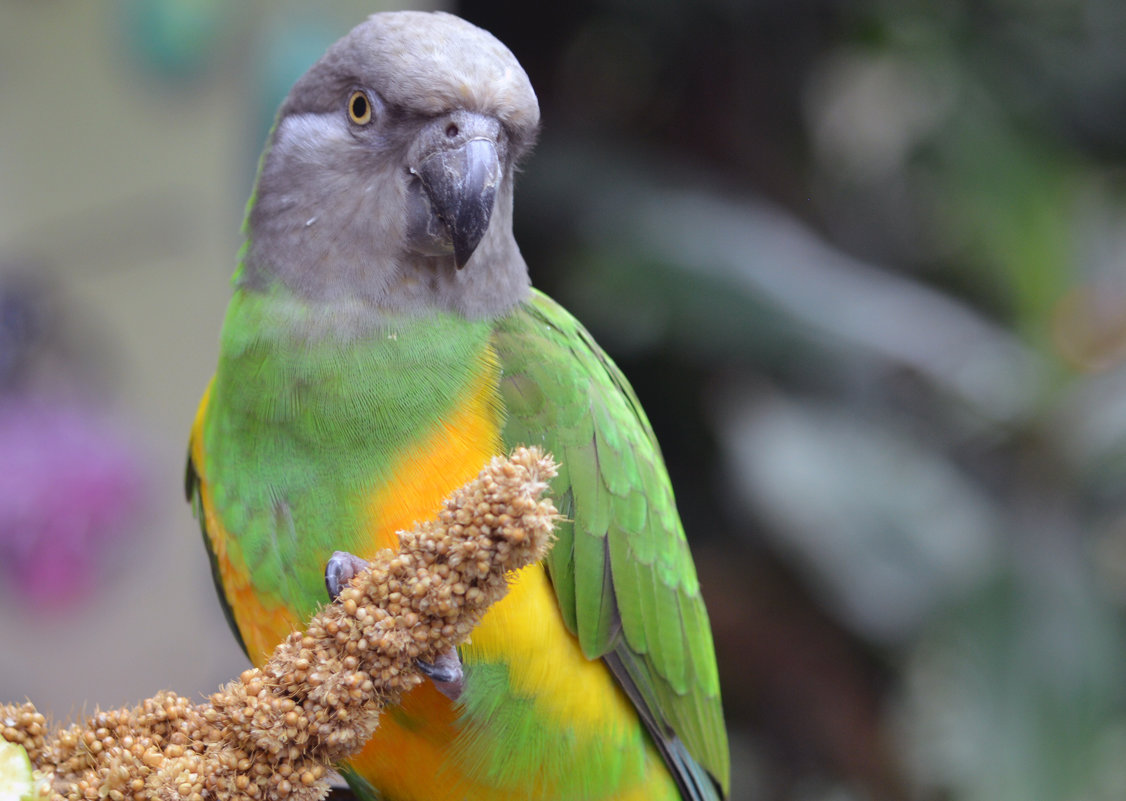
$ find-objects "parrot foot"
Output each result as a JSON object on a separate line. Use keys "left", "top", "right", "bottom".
{"left": 417, "top": 647, "right": 464, "bottom": 701}
{"left": 326, "top": 550, "right": 463, "bottom": 700}
{"left": 324, "top": 550, "right": 371, "bottom": 601}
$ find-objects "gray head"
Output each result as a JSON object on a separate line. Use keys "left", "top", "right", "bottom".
{"left": 240, "top": 11, "right": 540, "bottom": 319}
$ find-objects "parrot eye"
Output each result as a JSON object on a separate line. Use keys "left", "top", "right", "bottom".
{"left": 348, "top": 91, "right": 373, "bottom": 125}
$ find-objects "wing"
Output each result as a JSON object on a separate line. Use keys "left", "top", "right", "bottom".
{"left": 493, "top": 290, "right": 730, "bottom": 799}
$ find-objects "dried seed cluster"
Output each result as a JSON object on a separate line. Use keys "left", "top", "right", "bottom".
{"left": 36, "top": 693, "right": 203, "bottom": 801}
{"left": 1, "top": 703, "right": 47, "bottom": 764}
{"left": 1, "top": 448, "right": 558, "bottom": 801}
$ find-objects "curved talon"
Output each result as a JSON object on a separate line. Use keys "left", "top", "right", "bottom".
{"left": 417, "top": 647, "right": 464, "bottom": 701}
{"left": 325, "top": 550, "right": 371, "bottom": 601}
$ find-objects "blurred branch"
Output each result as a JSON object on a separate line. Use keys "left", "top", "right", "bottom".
{"left": 536, "top": 140, "right": 1048, "bottom": 425}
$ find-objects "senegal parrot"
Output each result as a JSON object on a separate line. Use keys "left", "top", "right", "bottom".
{"left": 186, "top": 11, "right": 729, "bottom": 801}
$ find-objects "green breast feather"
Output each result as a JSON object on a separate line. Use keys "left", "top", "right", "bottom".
{"left": 494, "top": 290, "right": 730, "bottom": 798}
{"left": 200, "top": 287, "right": 497, "bottom": 623}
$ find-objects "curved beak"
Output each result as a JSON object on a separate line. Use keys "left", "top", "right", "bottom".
{"left": 413, "top": 137, "right": 501, "bottom": 269}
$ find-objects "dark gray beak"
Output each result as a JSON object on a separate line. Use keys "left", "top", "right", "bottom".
{"left": 414, "top": 137, "right": 501, "bottom": 269}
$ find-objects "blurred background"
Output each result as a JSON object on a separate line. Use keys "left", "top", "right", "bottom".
{"left": 2, "top": 1, "right": 1126, "bottom": 799}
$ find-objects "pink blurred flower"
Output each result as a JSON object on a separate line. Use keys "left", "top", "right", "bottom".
{"left": 0, "top": 397, "right": 144, "bottom": 609}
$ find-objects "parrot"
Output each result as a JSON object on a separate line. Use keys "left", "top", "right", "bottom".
{"left": 186, "top": 11, "right": 729, "bottom": 801}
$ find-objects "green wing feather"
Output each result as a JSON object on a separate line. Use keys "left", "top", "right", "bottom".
{"left": 493, "top": 290, "right": 730, "bottom": 799}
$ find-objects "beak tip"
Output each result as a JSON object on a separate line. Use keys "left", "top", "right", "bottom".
{"left": 416, "top": 136, "right": 500, "bottom": 272}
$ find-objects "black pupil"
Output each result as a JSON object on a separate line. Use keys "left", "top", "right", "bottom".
{"left": 352, "top": 95, "right": 368, "bottom": 119}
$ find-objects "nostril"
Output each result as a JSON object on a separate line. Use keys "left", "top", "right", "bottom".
{"left": 446, "top": 123, "right": 459, "bottom": 138}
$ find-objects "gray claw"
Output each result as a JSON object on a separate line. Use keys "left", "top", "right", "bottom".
{"left": 325, "top": 550, "right": 370, "bottom": 601}
{"left": 417, "top": 647, "right": 464, "bottom": 701}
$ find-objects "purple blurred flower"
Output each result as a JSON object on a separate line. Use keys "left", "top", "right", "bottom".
{"left": 0, "top": 397, "right": 144, "bottom": 609}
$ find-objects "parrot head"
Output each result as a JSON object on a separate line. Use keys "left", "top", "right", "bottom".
{"left": 240, "top": 11, "right": 541, "bottom": 317}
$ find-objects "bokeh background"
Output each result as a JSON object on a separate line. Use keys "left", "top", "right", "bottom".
{"left": 3, "top": 1, "right": 1126, "bottom": 799}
